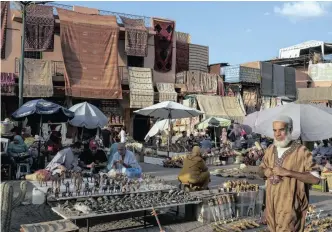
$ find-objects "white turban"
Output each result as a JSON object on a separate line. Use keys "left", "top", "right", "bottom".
{"left": 273, "top": 115, "right": 293, "bottom": 128}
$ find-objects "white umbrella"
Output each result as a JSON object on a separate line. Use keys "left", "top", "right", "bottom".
{"left": 69, "top": 102, "right": 108, "bottom": 129}
{"left": 133, "top": 101, "right": 203, "bottom": 119}
{"left": 244, "top": 103, "right": 332, "bottom": 141}
{"left": 135, "top": 101, "right": 204, "bottom": 155}
{"left": 144, "top": 119, "right": 174, "bottom": 142}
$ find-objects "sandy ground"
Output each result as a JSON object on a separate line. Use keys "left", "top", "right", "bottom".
{"left": 6, "top": 163, "right": 332, "bottom": 232}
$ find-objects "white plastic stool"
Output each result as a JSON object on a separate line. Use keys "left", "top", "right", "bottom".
{"left": 16, "top": 163, "right": 31, "bottom": 179}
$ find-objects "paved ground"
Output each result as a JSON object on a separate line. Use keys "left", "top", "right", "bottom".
{"left": 6, "top": 163, "right": 332, "bottom": 232}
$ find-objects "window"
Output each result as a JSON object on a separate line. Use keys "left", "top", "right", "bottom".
{"left": 127, "top": 56, "right": 144, "bottom": 67}
{"left": 24, "top": 51, "right": 42, "bottom": 59}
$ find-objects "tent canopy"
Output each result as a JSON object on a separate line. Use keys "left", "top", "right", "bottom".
{"left": 196, "top": 117, "right": 231, "bottom": 130}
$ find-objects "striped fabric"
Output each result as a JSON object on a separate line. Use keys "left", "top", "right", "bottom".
{"left": 189, "top": 44, "right": 209, "bottom": 72}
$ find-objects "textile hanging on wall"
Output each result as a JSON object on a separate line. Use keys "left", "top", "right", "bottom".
{"left": 1, "top": 72, "right": 15, "bottom": 96}
{"left": 284, "top": 67, "right": 296, "bottom": 99}
{"left": 260, "top": 62, "right": 273, "bottom": 96}
{"left": 217, "top": 76, "right": 225, "bottom": 96}
{"left": 181, "top": 97, "right": 199, "bottom": 133}
{"left": 242, "top": 86, "right": 258, "bottom": 114}
{"left": 25, "top": 5, "right": 54, "bottom": 51}
{"left": 196, "top": 95, "right": 245, "bottom": 123}
{"left": 176, "top": 41, "right": 189, "bottom": 73}
{"left": 1, "top": 2, "right": 8, "bottom": 59}
{"left": 153, "top": 18, "right": 175, "bottom": 72}
{"left": 186, "top": 71, "right": 202, "bottom": 93}
{"left": 273, "top": 64, "right": 285, "bottom": 96}
{"left": 200, "top": 72, "right": 218, "bottom": 94}
{"left": 120, "top": 16, "right": 148, "bottom": 57}
{"left": 156, "top": 83, "right": 177, "bottom": 102}
{"left": 175, "top": 31, "right": 190, "bottom": 43}
{"left": 23, "top": 58, "right": 53, "bottom": 97}
{"left": 57, "top": 8, "right": 122, "bottom": 99}
{"left": 100, "top": 100, "right": 122, "bottom": 116}
{"left": 189, "top": 44, "right": 209, "bottom": 72}
{"left": 175, "top": 71, "right": 186, "bottom": 84}
{"left": 128, "top": 67, "right": 154, "bottom": 108}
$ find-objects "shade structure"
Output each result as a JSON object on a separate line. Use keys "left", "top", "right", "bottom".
{"left": 244, "top": 103, "right": 332, "bottom": 141}
{"left": 133, "top": 101, "right": 204, "bottom": 119}
{"left": 135, "top": 101, "right": 204, "bottom": 156}
{"left": 69, "top": 102, "right": 108, "bottom": 129}
{"left": 144, "top": 119, "right": 174, "bottom": 141}
{"left": 12, "top": 99, "right": 74, "bottom": 122}
{"left": 196, "top": 117, "right": 231, "bottom": 130}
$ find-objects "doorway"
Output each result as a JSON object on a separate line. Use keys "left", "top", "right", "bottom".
{"left": 133, "top": 114, "right": 150, "bottom": 142}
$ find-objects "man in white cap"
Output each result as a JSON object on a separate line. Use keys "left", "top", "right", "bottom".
{"left": 259, "top": 115, "right": 320, "bottom": 232}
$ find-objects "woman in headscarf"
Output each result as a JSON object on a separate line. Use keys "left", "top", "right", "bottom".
{"left": 7, "top": 135, "right": 29, "bottom": 178}
{"left": 178, "top": 146, "right": 210, "bottom": 191}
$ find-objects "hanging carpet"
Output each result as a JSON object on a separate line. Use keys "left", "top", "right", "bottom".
{"left": 120, "top": 16, "right": 148, "bottom": 57}
{"left": 175, "top": 31, "right": 191, "bottom": 43}
{"left": 1, "top": 2, "right": 8, "bottom": 59}
{"left": 156, "top": 83, "right": 177, "bottom": 102}
{"left": 128, "top": 67, "right": 154, "bottom": 108}
{"left": 176, "top": 41, "right": 189, "bottom": 73}
{"left": 284, "top": 67, "right": 296, "bottom": 99}
{"left": 200, "top": 72, "right": 218, "bottom": 94}
{"left": 153, "top": 18, "right": 175, "bottom": 73}
{"left": 273, "top": 64, "right": 285, "bottom": 96}
{"left": 189, "top": 44, "right": 209, "bottom": 72}
{"left": 186, "top": 71, "right": 202, "bottom": 93}
{"left": 1, "top": 72, "right": 15, "bottom": 96}
{"left": 25, "top": 5, "right": 54, "bottom": 51}
{"left": 260, "top": 62, "right": 273, "bottom": 96}
{"left": 242, "top": 86, "right": 258, "bottom": 114}
{"left": 23, "top": 58, "right": 53, "bottom": 97}
{"left": 57, "top": 8, "right": 122, "bottom": 99}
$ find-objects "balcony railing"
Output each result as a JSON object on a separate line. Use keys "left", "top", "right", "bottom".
{"left": 15, "top": 58, "right": 65, "bottom": 77}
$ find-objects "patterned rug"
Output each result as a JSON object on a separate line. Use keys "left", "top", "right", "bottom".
{"left": 242, "top": 86, "right": 259, "bottom": 114}
{"left": 217, "top": 76, "right": 225, "bottom": 96}
{"left": 128, "top": 67, "right": 154, "bottom": 108}
{"left": 120, "top": 16, "right": 148, "bottom": 57}
{"left": 1, "top": 72, "right": 15, "bottom": 96}
{"left": 153, "top": 18, "right": 175, "bottom": 73}
{"left": 57, "top": 8, "right": 122, "bottom": 99}
{"left": 200, "top": 72, "right": 218, "bottom": 94}
{"left": 156, "top": 83, "right": 177, "bottom": 102}
{"left": 176, "top": 41, "right": 189, "bottom": 73}
{"left": 186, "top": 71, "right": 202, "bottom": 93}
{"left": 23, "top": 58, "right": 53, "bottom": 97}
{"left": 1, "top": 2, "right": 8, "bottom": 59}
{"left": 175, "top": 31, "right": 191, "bottom": 43}
{"left": 25, "top": 5, "right": 54, "bottom": 51}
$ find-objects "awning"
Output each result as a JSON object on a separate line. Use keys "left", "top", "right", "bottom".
{"left": 196, "top": 95, "right": 245, "bottom": 122}
{"left": 296, "top": 87, "right": 332, "bottom": 103}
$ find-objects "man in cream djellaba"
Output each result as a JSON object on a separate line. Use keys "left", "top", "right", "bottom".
{"left": 259, "top": 115, "right": 320, "bottom": 232}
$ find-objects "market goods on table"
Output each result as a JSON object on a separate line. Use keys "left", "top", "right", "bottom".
{"left": 211, "top": 218, "right": 262, "bottom": 232}
{"left": 304, "top": 216, "right": 332, "bottom": 232}
{"left": 51, "top": 189, "right": 201, "bottom": 219}
{"left": 220, "top": 180, "right": 259, "bottom": 193}
{"left": 210, "top": 167, "right": 259, "bottom": 179}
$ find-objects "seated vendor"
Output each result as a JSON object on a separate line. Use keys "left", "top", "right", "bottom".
{"left": 108, "top": 143, "right": 141, "bottom": 172}
{"left": 45, "top": 142, "right": 82, "bottom": 174}
{"left": 312, "top": 140, "right": 332, "bottom": 157}
{"left": 6, "top": 135, "right": 29, "bottom": 178}
{"left": 78, "top": 140, "right": 108, "bottom": 172}
{"left": 178, "top": 146, "right": 210, "bottom": 191}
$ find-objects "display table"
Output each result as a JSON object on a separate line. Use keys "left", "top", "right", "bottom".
{"left": 20, "top": 219, "right": 79, "bottom": 232}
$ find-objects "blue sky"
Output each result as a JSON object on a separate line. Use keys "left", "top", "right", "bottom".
{"left": 59, "top": 1, "right": 332, "bottom": 65}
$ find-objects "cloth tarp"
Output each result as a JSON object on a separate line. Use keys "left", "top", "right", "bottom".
{"left": 25, "top": 5, "right": 54, "bottom": 51}
{"left": 23, "top": 58, "right": 53, "bottom": 97}
{"left": 200, "top": 72, "right": 218, "bottom": 94}
{"left": 120, "top": 16, "right": 148, "bottom": 57}
{"left": 57, "top": 8, "right": 122, "bottom": 99}
{"left": 297, "top": 87, "right": 332, "bottom": 102}
{"left": 179, "top": 71, "right": 218, "bottom": 94}
{"left": 156, "top": 83, "right": 177, "bottom": 102}
{"left": 1, "top": 72, "right": 15, "bottom": 96}
{"left": 308, "top": 63, "right": 332, "bottom": 81}
{"left": 1, "top": 2, "right": 8, "bottom": 59}
{"left": 189, "top": 44, "right": 209, "bottom": 72}
{"left": 260, "top": 62, "right": 273, "bottom": 96}
{"left": 196, "top": 95, "right": 245, "bottom": 122}
{"left": 179, "top": 97, "right": 199, "bottom": 133}
{"left": 153, "top": 18, "right": 175, "bottom": 73}
{"left": 128, "top": 67, "right": 154, "bottom": 108}
{"left": 273, "top": 64, "right": 285, "bottom": 97}
{"left": 284, "top": 67, "right": 297, "bottom": 99}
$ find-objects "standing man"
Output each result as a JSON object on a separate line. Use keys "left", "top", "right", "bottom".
{"left": 119, "top": 126, "right": 127, "bottom": 143}
{"left": 101, "top": 125, "right": 112, "bottom": 148}
{"left": 259, "top": 115, "right": 320, "bottom": 232}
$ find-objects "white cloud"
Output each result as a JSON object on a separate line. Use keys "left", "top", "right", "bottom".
{"left": 274, "top": 2, "right": 328, "bottom": 19}
{"left": 264, "top": 12, "right": 270, "bottom": 16}
{"left": 245, "top": 28, "right": 252, "bottom": 33}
